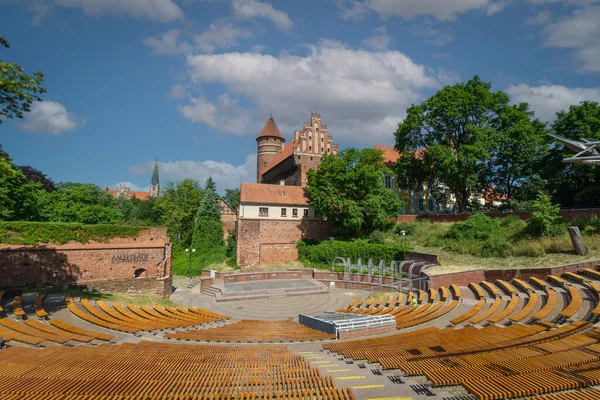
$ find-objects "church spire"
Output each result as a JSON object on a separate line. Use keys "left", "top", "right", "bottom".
{"left": 150, "top": 160, "right": 160, "bottom": 197}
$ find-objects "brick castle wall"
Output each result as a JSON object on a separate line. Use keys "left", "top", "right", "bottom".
{"left": 237, "top": 218, "right": 331, "bottom": 267}
{"left": 0, "top": 227, "right": 173, "bottom": 297}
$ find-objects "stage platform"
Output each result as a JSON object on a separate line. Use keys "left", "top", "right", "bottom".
{"left": 202, "top": 278, "right": 329, "bottom": 302}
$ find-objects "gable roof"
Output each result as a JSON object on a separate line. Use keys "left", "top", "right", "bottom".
{"left": 106, "top": 189, "right": 151, "bottom": 200}
{"left": 240, "top": 182, "right": 309, "bottom": 205}
{"left": 262, "top": 139, "right": 299, "bottom": 175}
{"left": 257, "top": 117, "right": 284, "bottom": 140}
{"left": 374, "top": 145, "right": 426, "bottom": 168}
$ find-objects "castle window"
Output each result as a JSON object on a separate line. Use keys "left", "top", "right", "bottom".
{"left": 298, "top": 155, "right": 301, "bottom": 160}
{"left": 303, "top": 209, "right": 309, "bottom": 217}
{"left": 418, "top": 198, "right": 424, "bottom": 212}
{"left": 321, "top": 147, "right": 324, "bottom": 153}
{"left": 281, "top": 208, "right": 287, "bottom": 217}
{"left": 259, "top": 207, "right": 269, "bottom": 217}
{"left": 292, "top": 208, "right": 298, "bottom": 217}
{"left": 428, "top": 198, "right": 434, "bottom": 212}
{"left": 309, "top": 146, "right": 312, "bottom": 151}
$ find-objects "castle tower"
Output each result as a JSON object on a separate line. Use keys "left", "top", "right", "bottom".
{"left": 150, "top": 160, "right": 160, "bottom": 198}
{"left": 256, "top": 117, "right": 285, "bottom": 183}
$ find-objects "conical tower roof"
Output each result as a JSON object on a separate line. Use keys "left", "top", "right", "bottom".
{"left": 151, "top": 160, "right": 159, "bottom": 186}
{"left": 257, "top": 117, "right": 285, "bottom": 141}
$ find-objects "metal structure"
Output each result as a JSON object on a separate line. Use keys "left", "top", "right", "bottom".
{"left": 549, "top": 133, "right": 600, "bottom": 166}
{"left": 331, "top": 257, "right": 436, "bottom": 291}
{"left": 299, "top": 312, "right": 396, "bottom": 338}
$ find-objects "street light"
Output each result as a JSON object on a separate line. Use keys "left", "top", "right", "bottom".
{"left": 185, "top": 248, "right": 196, "bottom": 285}
{"left": 401, "top": 230, "right": 406, "bottom": 246}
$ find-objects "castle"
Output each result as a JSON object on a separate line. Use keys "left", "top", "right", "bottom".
{"left": 256, "top": 112, "right": 339, "bottom": 187}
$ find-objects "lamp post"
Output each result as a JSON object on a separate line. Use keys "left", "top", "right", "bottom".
{"left": 185, "top": 248, "right": 196, "bottom": 285}
{"left": 401, "top": 230, "right": 406, "bottom": 246}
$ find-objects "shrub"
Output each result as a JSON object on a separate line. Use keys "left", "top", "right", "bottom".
{"left": 444, "top": 213, "right": 500, "bottom": 241}
{"left": 0, "top": 221, "right": 147, "bottom": 245}
{"left": 368, "top": 230, "right": 386, "bottom": 244}
{"left": 526, "top": 192, "right": 562, "bottom": 237}
{"left": 479, "top": 236, "right": 513, "bottom": 258}
{"left": 395, "top": 222, "right": 417, "bottom": 236}
{"left": 297, "top": 239, "right": 410, "bottom": 269}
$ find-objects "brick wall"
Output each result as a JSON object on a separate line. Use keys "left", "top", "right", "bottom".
{"left": 0, "top": 228, "right": 173, "bottom": 297}
{"left": 426, "top": 258, "right": 600, "bottom": 289}
{"left": 237, "top": 218, "right": 331, "bottom": 267}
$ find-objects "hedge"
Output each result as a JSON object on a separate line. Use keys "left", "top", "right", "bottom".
{"left": 297, "top": 239, "right": 410, "bottom": 269}
{"left": 0, "top": 221, "right": 148, "bottom": 246}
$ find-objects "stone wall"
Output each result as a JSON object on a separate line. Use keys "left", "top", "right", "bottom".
{"left": 0, "top": 227, "right": 173, "bottom": 297}
{"left": 237, "top": 218, "right": 331, "bottom": 267}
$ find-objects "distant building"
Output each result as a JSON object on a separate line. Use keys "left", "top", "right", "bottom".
{"left": 257, "top": 112, "right": 339, "bottom": 187}
{"left": 236, "top": 183, "right": 329, "bottom": 267}
{"left": 107, "top": 160, "right": 160, "bottom": 200}
{"left": 220, "top": 198, "right": 237, "bottom": 239}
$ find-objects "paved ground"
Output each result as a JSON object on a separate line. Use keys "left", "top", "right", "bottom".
{"left": 223, "top": 279, "right": 318, "bottom": 293}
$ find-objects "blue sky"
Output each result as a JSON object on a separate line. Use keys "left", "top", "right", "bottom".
{"left": 1, "top": 0, "right": 599, "bottom": 193}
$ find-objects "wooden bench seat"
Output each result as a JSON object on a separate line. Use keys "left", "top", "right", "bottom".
{"left": 509, "top": 292, "right": 540, "bottom": 323}
{"left": 530, "top": 276, "right": 551, "bottom": 289}
{"left": 469, "top": 283, "right": 487, "bottom": 299}
{"left": 488, "top": 294, "right": 520, "bottom": 323}
{"left": 548, "top": 275, "right": 568, "bottom": 286}
{"left": 532, "top": 288, "right": 559, "bottom": 321}
{"left": 585, "top": 281, "right": 600, "bottom": 316}
{"left": 563, "top": 272, "right": 588, "bottom": 285}
{"left": 68, "top": 298, "right": 137, "bottom": 333}
{"left": 580, "top": 268, "right": 600, "bottom": 281}
{"left": 513, "top": 278, "right": 533, "bottom": 292}
{"left": 496, "top": 280, "right": 518, "bottom": 295}
{"left": 0, "top": 317, "right": 70, "bottom": 344}
{"left": 384, "top": 295, "right": 395, "bottom": 307}
{"left": 11, "top": 295, "right": 26, "bottom": 318}
{"left": 450, "top": 284, "right": 461, "bottom": 299}
{"left": 49, "top": 319, "right": 113, "bottom": 341}
{"left": 397, "top": 300, "right": 459, "bottom": 330}
{"left": 480, "top": 281, "right": 501, "bottom": 298}
{"left": 449, "top": 300, "right": 485, "bottom": 325}
{"left": 560, "top": 285, "right": 584, "bottom": 319}
{"left": 417, "top": 290, "right": 425, "bottom": 303}
{"left": 439, "top": 286, "right": 449, "bottom": 301}
{"left": 469, "top": 297, "right": 503, "bottom": 324}
{"left": 33, "top": 293, "right": 48, "bottom": 318}
{"left": 0, "top": 325, "right": 45, "bottom": 345}
{"left": 428, "top": 288, "right": 437, "bottom": 302}
{"left": 24, "top": 320, "right": 94, "bottom": 343}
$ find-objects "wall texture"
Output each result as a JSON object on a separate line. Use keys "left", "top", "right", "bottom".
{"left": 237, "top": 218, "right": 331, "bottom": 268}
{"left": 0, "top": 227, "right": 173, "bottom": 297}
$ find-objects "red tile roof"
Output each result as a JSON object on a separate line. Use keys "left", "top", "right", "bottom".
{"left": 257, "top": 117, "right": 284, "bottom": 140}
{"left": 374, "top": 145, "right": 426, "bottom": 167}
{"left": 240, "top": 182, "right": 309, "bottom": 205}
{"left": 262, "top": 139, "right": 299, "bottom": 175}
{"left": 106, "top": 189, "right": 151, "bottom": 200}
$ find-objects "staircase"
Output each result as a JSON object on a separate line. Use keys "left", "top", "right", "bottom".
{"left": 201, "top": 286, "right": 222, "bottom": 297}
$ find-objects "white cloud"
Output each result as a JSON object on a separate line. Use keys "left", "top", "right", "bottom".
{"left": 506, "top": 83, "right": 600, "bottom": 122}
{"left": 337, "top": 0, "right": 505, "bottom": 21}
{"left": 232, "top": 0, "right": 293, "bottom": 31}
{"left": 181, "top": 40, "right": 443, "bottom": 144}
{"left": 144, "top": 20, "right": 252, "bottom": 55}
{"left": 362, "top": 26, "right": 392, "bottom": 51}
{"left": 526, "top": 9, "right": 551, "bottom": 25}
{"left": 177, "top": 93, "right": 254, "bottom": 134}
{"left": 28, "top": 0, "right": 183, "bottom": 24}
{"left": 167, "top": 84, "right": 189, "bottom": 100}
{"left": 194, "top": 20, "right": 252, "bottom": 53}
{"left": 16, "top": 100, "right": 83, "bottom": 135}
{"left": 127, "top": 155, "right": 257, "bottom": 193}
{"left": 144, "top": 29, "right": 192, "bottom": 55}
{"left": 539, "top": 6, "right": 600, "bottom": 72}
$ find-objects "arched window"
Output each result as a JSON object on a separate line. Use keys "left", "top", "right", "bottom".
{"left": 134, "top": 268, "right": 146, "bottom": 278}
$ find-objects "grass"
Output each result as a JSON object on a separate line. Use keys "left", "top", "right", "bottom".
{"left": 23, "top": 287, "right": 178, "bottom": 306}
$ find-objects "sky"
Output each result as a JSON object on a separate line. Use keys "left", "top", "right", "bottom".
{"left": 1, "top": 0, "right": 600, "bottom": 194}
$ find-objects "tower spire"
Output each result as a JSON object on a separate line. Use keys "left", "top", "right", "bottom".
{"left": 150, "top": 159, "right": 160, "bottom": 197}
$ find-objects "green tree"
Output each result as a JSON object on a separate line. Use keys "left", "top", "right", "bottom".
{"left": 395, "top": 76, "right": 509, "bottom": 212}
{"left": 223, "top": 188, "right": 240, "bottom": 210}
{"left": 41, "top": 183, "right": 122, "bottom": 224}
{"left": 489, "top": 103, "right": 548, "bottom": 202}
{"left": 156, "top": 179, "right": 202, "bottom": 245}
{"left": 542, "top": 101, "right": 600, "bottom": 207}
{"left": 17, "top": 165, "right": 55, "bottom": 192}
{"left": 0, "top": 36, "right": 46, "bottom": 123}
{"left": 527, "top": 192, "right": 562, "bottom": 237}
{"left": 191, "top": 177, "right": 225, "bottom": 269}
{"left": 306, "top": 148, "right": 403, "bottom": 237}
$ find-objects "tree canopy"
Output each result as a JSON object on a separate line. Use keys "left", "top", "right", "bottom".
{"left": 0, "top": 36, "right": 46, "bottom": 123}
{"left": 191, "top": 177, "right": 225, "bottom": 267}
{"left": 306, "top": 148, "right": 403, "bottom": 237}
{"left": 395, "top": 75, "right": 548, "bottom": 211}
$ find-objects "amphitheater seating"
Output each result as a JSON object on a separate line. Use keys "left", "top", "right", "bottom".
{"left": 449, "top": 299, "right": 485, "bottom": 325}
{"left": 469, "top": 283, "right": 487, "bottom": 299}
{"left": 450, "top": 284, "right": 461, "bottom": 299}
{"left": 563, "top": 271, "right": 588, "bottom": 284}
{"left": 166, "top": 319, "right": 335, "bottom": 342}
{"left": 513, "top": 278, "right": 533, "bottom": 292}
{"left": 508, "top": 291, "right": 539, "bottom": 323}
{"left": 480, "top": 281, "right": 501, "bottom": 298}
{"left": 487, "top": 294, "right": 520, "bottom": 324}
{"left": 10, "top": 295, "right": 25, "bottom": 318}
{"left": 469, "top": 297, "right": 503, "bottom": 324}
{"left": 0, "top": 290, "right": 4, "bottom": 313}
{"left": 585, "top": 281, "right": 600, "bottom": 316}
{"left": 496, "top": 280, "right": 518, "bottom": 295}
{"left": 33, "top": 293, "right": 48, "bottom": 318}
{"left": 66, "top": 297, "right": 227, "bottom": 334}
{"left": 581, "top": 268, "right": 600, "bottom": 281}
{"left": 0, "top": 342, "right": 355, "bottom": 399}
{"left": 560, "top": 285, "right": 584, "bottom": 319}
{"left": 530, "top": 276, "right": 551, "bottom": 289}
{"left": 439, "top": 286, "right": 449, "bottom": 301}
{"left": 548, "top": 274, "right": 568, "bottom": 286}
{"left": 532, "top": 288, "right": 559, "bottom": 321}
